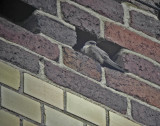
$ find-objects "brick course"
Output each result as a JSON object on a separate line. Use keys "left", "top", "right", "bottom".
{"left": 71, "top": 0, "right": 124, "bottom": 23}
{"left": 44, "top": 61, "right": 127, "bottom": 114}
{"left": 131, "top": 100, "right": 160, "bottom": 126}
{"left": 22, "top": 12, "right": 77, "bottom": 47}
{"left": 0, "top": 17, "right": 59, "bottom": 61}
{"left": 130, "top": 10, "right": 160, "bottom": 40}
{"left": 61, "top": 2, "right": 100, "bottom": 35}
{"left": 105, "top": 22, "right": 160, "bottom": 63}
{"left": 105, "top": 68, "right": 160, "bottom": 109}
{"left": 0, "top": 40, "right": 39, "bottom": 73}
{"left": 116, "top": 51, "right": 160, "bottom": 85}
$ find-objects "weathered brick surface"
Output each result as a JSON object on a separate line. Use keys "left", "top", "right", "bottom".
{"left": 0, "top": 62, "right": 20, "bottom": 90}
{"left": 63, "top": 47, "right": 102, "bottom": 81}
{"left": 44, "top": 61, "right": 127, "bottom": 114}
{"left": 104, "top": 22, "right": 160, "bottom": 63}
{"left": 71, "top": 0, "right": 124, "bottom": 23}
{"left": 130, "top": 10, "right": 160, "bottom": 40}
{"left": 116, "top": 51, "right": 160, "bottom": 85}
{"left": 0, "top": 40, "right": 39, "bottom": 73}
{"left": 105, "top": 68, "right": 160, "bottom": 109}
{"left": 21, "top": 0, "right": 57, "bottom": 15}
{"left": 22, "top": 13, "right": 77, "bottom": 47}
{"left": 61, "top": 2, "right": 100, "bottom": 35}
{"left": 129, "top": 0, "right": 159, "bottom": 14}
{"left": 131, "top": 100, "right": 160, "bottom": 126}
{"left": 0, "top": 17, "right": 59, "bottom": 61}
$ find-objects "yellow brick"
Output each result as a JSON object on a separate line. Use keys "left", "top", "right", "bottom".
{"left": 45, "top": 106, "right": 83, "bottom": 126}
{"left": 67, "top": 92, "right": 106, "bottom": 126}
{"left": 24, "top": 73, "right": 64, "bottom": 109}
{"left": 109, "top": 112, "right": 141, "bottom": 126}
{"left": 1, "top": 87, "right": 41, "bottom": 123}
{"left": 0, "top": 110, "right": 19, "bottom": 126}
{"left": 23, "top": 120, "right": 38, "bottom": 126}
{"left": 0, "top": 62, "right": 20, "bottom": 89}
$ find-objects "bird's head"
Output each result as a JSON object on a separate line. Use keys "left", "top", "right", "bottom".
{"left": 85, "top": 41, "right": 97, "bottom": 46}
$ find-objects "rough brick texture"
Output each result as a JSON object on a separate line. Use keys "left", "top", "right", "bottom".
{"left": 44, "top": 61, "right": 127, "bottom": 114}
{"left": 129, "top": 0, "right": 159, "bottom": 14}
{"left": 130, "top": 10, "right": 160, "bottom": 40}
{"left": 21, "top": 0, "right": 57, "bottom": 15}
{"left": 105, "top": 68, "right": 160, "bottom": 109}
{"left": 105, "top": 22, "right": 160, "bottom": 63}
{"left": 116, "top": 51, "right": 160, "bottom": 85}
{"left": 131, "top": 101, "right": 160, "bottom": 126}
{"left": 22, "top": 12, "right": 77, "bottom": 47}
{"left": 63, "top": 47, "right": 102, "bottom": 81}
{"left": 71, "top": 0, "right": 124, "bottom": 23}
{"left": 0, "top": 17, "right": 59, "bottom": 61}
{"left": 61, "top": 2, "right": 100, "bottom": 35}
{"left": 0, "top": 40, "right": 39, "bottom": 73}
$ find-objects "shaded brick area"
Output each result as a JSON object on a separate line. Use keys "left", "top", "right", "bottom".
{"left": 22, "top": 13, "right": 77, "bottom": 47}
{"left": 104, "top": 22, "right": 160, "bottom": 63}
{"left": 63, "top": 47, "right": 102, "bottom": 81}
{"left": 116, "top": 51, "right": 160, "bottom": 85}
{"left": 0, "top": 17, "right": 59, "bottom": 61}
{"left": 71, "top": 0, "right": 124, "bottom": 23}
{"left": 21, "top": 0, "right": 57, "bottom": 15}
{"left": 0, "top": 40, "right": 39, "bottom": 73}
{"left": 130, "top": 10, "right": 160, "bottom": 40}
{"left": 131, "top": 101, "right": 160, "bottom": 126}
{"left": 61, "top": 2, "right": 100, "bottom": 35}
{"left": 44, "top": 61, "right": 127, "bottom": 114}
{"left": 105, "top": 68, "right": 160, "bottom": 109}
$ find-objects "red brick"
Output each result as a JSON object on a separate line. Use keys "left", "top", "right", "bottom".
{"left": 116, "top": 51, "right": 160, "bottom": 85}
{"left": 0, "top": 40, "right": 39, "bottom": 73}
{"left": 44, "top": 61, "right": 127, "bottom": 114}
{"left": 0, "top": 17, "right": 59, "bottom": 61}
{"left": 22, "top": 12, "right": 77, "bottom": 47}
{"left": 63, "top": 47, "right": 102, "bottom": 81}
{"left": 131, "top": 100, "right": 160, "bottom": 126}
{"left": 130, "top": 10, "right": 160, "bottom": 40}
{"left": 61, "top": 2, "right": 100, "bottom": 35}
{"left": 104, "top": 22, "right": 160, "bottom": 63}
{"left": 71, "top": 0, "right": 124, "bottom": 23}
{"left": 21, "top": 0, "right": 57, "bottom": 15}
{"left": 105, "top": 68, "right": 160, "bottom": 109}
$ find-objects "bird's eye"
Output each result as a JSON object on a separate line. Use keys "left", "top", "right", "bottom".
{"left": 89, "top": 41, "right": 96, "bottom": 45}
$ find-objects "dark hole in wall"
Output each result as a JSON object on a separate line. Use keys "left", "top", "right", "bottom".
{"left": 74, "top": 28, "right": 123, "bottom": 60}
{"left": 0, "top": 0, "right": 36, "bottom": 24}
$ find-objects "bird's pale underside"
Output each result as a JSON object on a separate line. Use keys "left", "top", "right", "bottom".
{"left": 81, "top": 41, "right": 125, "bottom": 72}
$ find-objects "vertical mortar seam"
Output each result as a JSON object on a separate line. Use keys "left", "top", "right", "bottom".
{"left": 122, "top": 2, "right": 130, "bottom": 27}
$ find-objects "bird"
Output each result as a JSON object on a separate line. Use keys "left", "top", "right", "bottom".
{"left": 81, "top": 41, "right": 125, "bottom": 72}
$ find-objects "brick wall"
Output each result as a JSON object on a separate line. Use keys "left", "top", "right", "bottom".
{"left": 0, "top": 0, "right": 160, "bottom": 126}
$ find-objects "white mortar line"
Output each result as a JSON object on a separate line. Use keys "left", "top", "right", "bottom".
{"left": 57, "top": 0, "right": 63, "bottom": 19}
{"left": 100, "top": 20, "right": 105, "bottom": 38}
{"left": 58, "top": 44, "right": 64, "bottom": 66}
{"left": 101, "top": 67, "right": 106, "bottom": 85}
{"left": 122, "top": 2, "right": 130, "bottom": 27}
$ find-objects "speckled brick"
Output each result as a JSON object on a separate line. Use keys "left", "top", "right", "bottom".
{"left": 0, "top": 17, "right": 59, "bottom": 61}
{"left": 21, "top": 0, "right": 57, "bottom": 15}
{"left": 22, "top": 13, "right": 77, "bottom": 47}
{"left": 61, "top": 2, "right": 100, "bottom": 35}
{"left": 44, "top": 61, "right": 127, "bottom": 114}
{"left": 71, "top": 0, "right": 124, "bottom": 23}
{"left": 0, "top": 40, "right": 39, "bottom": 73}
{"left": 116, "top": 51, "right": 160, "bottom": 85}
{"left": 63, "top": 47, "right": 102, "bottom": 81}
{"left": 104, "top": 22, "right": 160, "bottom": 63}
{"left": 131, "top": 100, "right": 160, "bottom": 126}
{"left": 130, "top": 10, "right": 160, "bottom": 40}
{"left": 105, "top": 68, "right": 160, "bottom": 109}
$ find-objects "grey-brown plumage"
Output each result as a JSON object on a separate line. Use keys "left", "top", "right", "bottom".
{"left": 81, "top": 41, "right": 125, "bottom": 72}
